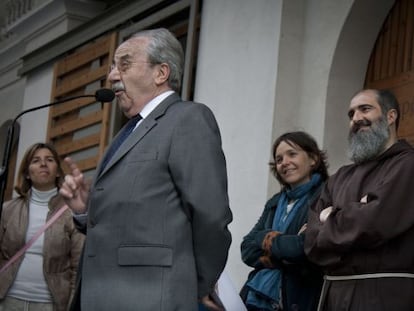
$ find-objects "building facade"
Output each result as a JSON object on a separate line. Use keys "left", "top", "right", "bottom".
{"left": 1, "top": 0, "right": 412, "bottom": 289}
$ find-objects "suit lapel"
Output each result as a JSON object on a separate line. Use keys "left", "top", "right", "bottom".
{"left": 97, "top": 93, "right": 181, "bottom": 179}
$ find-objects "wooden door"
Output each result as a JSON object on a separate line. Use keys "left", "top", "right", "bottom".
{"left": 365, "top": 0, "right": 414, "bottom": 145}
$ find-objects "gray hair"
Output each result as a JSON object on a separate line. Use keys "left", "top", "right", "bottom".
{"left": 131, "top": 28, "right": 184, "bottom": 92}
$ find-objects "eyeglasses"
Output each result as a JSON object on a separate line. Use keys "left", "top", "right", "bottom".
{"left": 109, "top": 59, "right": 156, "bottom": 74}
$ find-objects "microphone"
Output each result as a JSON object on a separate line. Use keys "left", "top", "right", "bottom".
{"left": 95, "top": 88, "right": 116, "bottom": 102}
{"left": 0, "top": 88, "right": 115, "bottom": 218}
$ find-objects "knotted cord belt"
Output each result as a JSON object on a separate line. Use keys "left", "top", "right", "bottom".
{"left": 317, "top": 272, "right": 414, "bottom": 311}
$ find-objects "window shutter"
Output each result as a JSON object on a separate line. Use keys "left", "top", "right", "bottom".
{"left": 46, "top": 32, "right": 117, "bottom": 173}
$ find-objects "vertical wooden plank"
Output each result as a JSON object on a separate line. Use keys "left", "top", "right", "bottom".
{"left": 394, "top": 1, "right": 407, "bottom": 74}
{"left": 403, "top": 0, "right": 414, "bottom": 72}
{"left": 46, "top": 62, "right": 60, "bottom": 143}
{"left": 365, "top": 56, "right": 373, "bottom": 84}
{"left": 98, "top": 32, "right": 118, "bottom": 159}
{"left": 380, "top": 17, "right": 391, "bottom": 79}
{"left": 388, "top": 2, "right": 399, "bottom": 76}
{"left": 181, "top": 0, "right": 200, "bottom": 101}
{"left": 410, "top": 0, "right": 414, "bottom": 71}
{"left": 373, "top": 35, "right": 383, "bottom": 81}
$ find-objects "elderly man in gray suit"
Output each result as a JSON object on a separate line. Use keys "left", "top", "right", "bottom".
{"left": 59, "top": 28, "right": 232, "bottom": 311}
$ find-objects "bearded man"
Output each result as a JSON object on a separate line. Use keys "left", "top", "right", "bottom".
{"left": 305, "top": 89, "right": 414, "bottom": 311}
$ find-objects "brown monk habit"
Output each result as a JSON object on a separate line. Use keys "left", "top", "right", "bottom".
{"left": 305, "top": 140, "right": 414, "bottom": 311}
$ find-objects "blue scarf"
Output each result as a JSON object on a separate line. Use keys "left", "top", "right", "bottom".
{"left": 245, "top": 174, "right": 322, "bottom": 310}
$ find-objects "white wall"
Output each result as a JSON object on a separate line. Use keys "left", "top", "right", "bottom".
{"left": 15, "top": 63, "right": 54, "bottom": 185}
{"left": 195, "top": 0, "right": 283, "bottom": 289}
{"left": 272, "top": 0, "right": 353, "bottom": 169}
{"left": 296, "top": 0, "right": 353, "bottom": 140}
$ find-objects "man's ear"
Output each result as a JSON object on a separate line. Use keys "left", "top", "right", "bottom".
{"left": 154, "top": 63, "right": 170, "bottom": 85}
{"left": 387, "top": 108, "right": 398, "bottom": 127}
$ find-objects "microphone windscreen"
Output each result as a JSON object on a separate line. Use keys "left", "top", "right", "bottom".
{"left": 95, "top": 88, "right": 115, "bottom": 102}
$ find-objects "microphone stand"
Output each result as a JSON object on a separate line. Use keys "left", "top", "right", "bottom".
{"left": 0, "top": 94, "right": 97, "bottom": 221}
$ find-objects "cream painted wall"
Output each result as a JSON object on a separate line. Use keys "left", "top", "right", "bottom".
{"left": 272, "top": 0, "right": 354, "bottom": 172}
{"left": 296, "top": 0, "right": 353, "bottom": 141}
{"left": 194, "top": 0, "right": 283, "bottom": 289}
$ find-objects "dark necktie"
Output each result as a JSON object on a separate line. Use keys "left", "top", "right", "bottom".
{"left": 100, "top": 113, "right": 142, "bottom": 171}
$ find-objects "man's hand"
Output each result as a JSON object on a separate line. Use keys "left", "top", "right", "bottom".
{"left": 298, "top": 223, "right": 307, "bottom": 235}
{"left": 360, "top": 195, "right": 368, "bottom": 204}
{"left": 59, "top": 157, "right": 89, "bottom": 214}
{"left": 200, "top": 294, "right": 224, "bottom": 311}
{"left": 319, "top": 206, "right": 333, "bottom": 223}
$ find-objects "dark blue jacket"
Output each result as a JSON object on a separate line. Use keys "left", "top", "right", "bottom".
{"left": 241, "top": 183, "right": 324, "bottom": 311}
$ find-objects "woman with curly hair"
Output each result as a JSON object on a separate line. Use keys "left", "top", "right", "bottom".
{"left": 241, "top": 131, "right": 328, "bottom": 311}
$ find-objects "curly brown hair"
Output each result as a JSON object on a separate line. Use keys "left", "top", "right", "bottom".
{"left": 269, "top": 131, "right": 329, "bottom": 188}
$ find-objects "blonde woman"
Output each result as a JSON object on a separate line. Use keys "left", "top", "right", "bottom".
{"left": 0, "top": 143, "right": 84, "bottom": 311}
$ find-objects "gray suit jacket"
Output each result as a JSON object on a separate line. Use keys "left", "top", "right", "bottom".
{"left": 73, "top": 93, "right": 232, "bottom": 311}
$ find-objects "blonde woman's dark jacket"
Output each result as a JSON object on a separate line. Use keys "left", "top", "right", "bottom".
{"left": 0, "top": 192, "right": 85, "bottom": 311}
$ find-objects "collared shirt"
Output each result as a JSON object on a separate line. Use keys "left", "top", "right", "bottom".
{"left": 133, "top": 90, "right": 174, "bottom": 131}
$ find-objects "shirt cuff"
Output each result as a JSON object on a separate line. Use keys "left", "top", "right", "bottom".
{"left": 72, "top": 212, "right": 88, "bottom": 226}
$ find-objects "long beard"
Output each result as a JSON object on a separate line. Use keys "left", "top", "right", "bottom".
{"left": 347, "top": 115, "right": 390, "bottom": 164}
